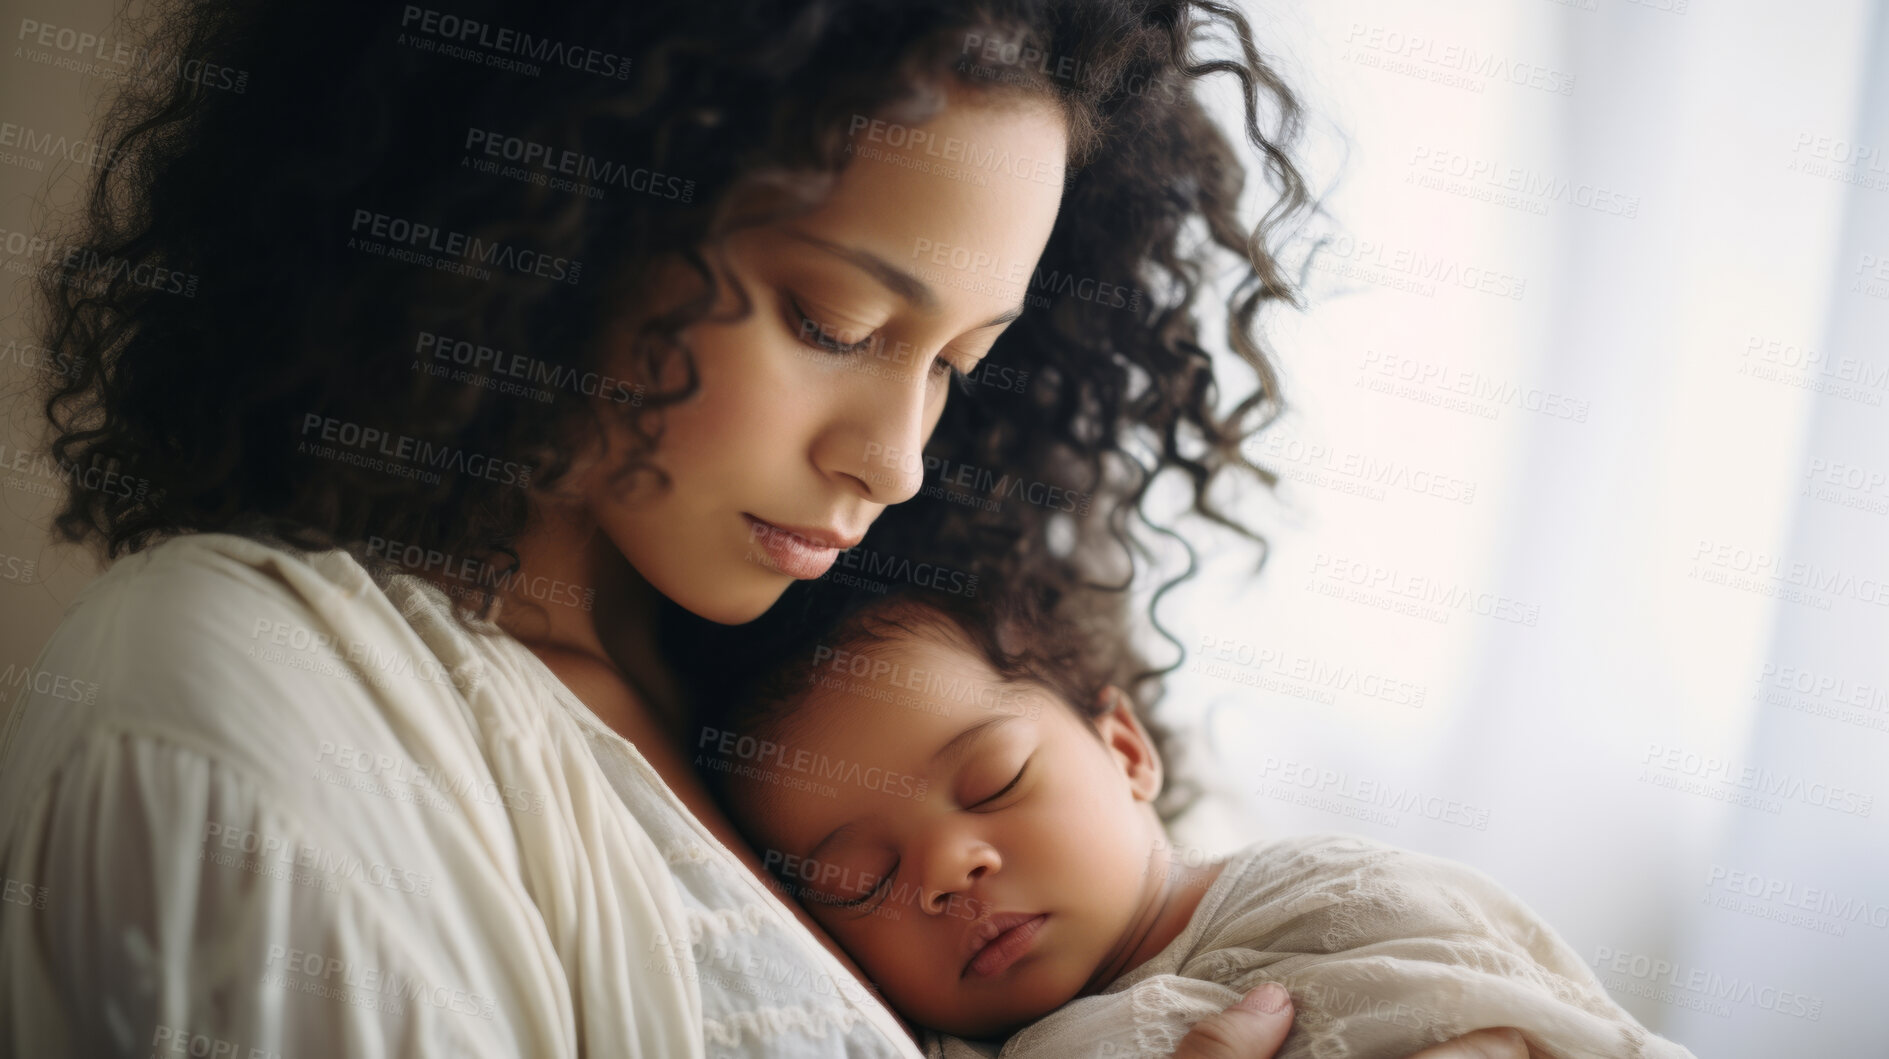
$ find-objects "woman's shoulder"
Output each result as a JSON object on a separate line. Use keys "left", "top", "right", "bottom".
{"left": 45, "top": 530, "right": 379, "bottom": 649}
{"left": 2, "top": 530, "right": 466, "bottom": 811}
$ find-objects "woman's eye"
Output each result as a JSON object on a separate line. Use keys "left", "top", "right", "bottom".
{"left": 787, "top": 294, "right": 877, "bottom": 355}
{"left": 930, "top": 355, "right": 972, "bottom": 388}
{"left": 783, "top": 291, "right": 974, "bottom": 390}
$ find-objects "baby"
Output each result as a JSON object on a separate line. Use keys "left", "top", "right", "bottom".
{"left": 695, "top": 589, "right": 1699, "bottom": 1059}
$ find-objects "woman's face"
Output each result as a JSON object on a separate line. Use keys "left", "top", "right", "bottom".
{"left": 586, "top": 91, "right": 1068, "bottom": 625}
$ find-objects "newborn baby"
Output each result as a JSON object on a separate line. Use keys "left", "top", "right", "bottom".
{"left": 696, "top": 591, "right": 1697, "bottom": 1059}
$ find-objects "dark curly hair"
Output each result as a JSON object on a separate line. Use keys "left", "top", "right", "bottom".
{"left": 696, "top": 583, "right": 1204, "bottom": 825}
{"left": 28, "top": 0, "right": 1321, "bottom": 771}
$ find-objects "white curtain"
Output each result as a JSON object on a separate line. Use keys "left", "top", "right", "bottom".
{"left": 1153, "top": 2, "right": 1889, "bottom": 1054}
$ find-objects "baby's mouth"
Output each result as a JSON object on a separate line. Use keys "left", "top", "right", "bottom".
{"left": 962, "top": 912, "right": 1050, "bottom": 979}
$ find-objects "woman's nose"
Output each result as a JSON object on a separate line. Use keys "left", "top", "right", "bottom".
{"left": 814, "top": 364, "right": 939, "bottom": 504}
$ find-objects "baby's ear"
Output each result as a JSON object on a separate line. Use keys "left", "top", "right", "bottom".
{"left": 1094, "top": 685, "right": 1163, "bottom": 802}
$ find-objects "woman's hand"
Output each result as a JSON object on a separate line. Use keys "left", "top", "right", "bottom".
{"left": 1172, "top": 985, "right": 1534, "bottom": 1059}
{"left": 1171, "top": 983, "right": 1295, "bottom": 1059}
{"left": 1402, "top": 1028, "right": 1536, "bottom": 1059}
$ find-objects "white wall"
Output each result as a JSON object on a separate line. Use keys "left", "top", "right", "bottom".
{"left": 1155, "top": 2, "right": 1889, "bottom": 1054}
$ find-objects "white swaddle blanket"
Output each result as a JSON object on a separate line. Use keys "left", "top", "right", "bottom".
{"left": 0, "top": 531, "right": 920, "bottom": 1058}
{"left": 927, "top": 834, "right": 1700, "bottom": 1059}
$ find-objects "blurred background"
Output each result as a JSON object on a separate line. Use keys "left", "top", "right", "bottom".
{"left": 1139, "top": 1, "right": 1889, "bottom": 1055}
{"left": 3, "top": 0, "right": 1885, "bottom": 1055}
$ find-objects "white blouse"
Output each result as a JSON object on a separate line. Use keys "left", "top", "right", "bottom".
{"left": 0, "top": 531, "right": 924, "bottom": 1059}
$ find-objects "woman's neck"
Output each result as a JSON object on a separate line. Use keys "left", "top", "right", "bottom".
{"left": 498, "top": 504, "right": 685, "bottom": 723}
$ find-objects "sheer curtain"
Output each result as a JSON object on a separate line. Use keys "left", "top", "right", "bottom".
{"left": 1153, "top": 2, "right": 1888, "bottom": 1054}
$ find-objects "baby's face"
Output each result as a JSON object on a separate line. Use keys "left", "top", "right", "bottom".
{"left": 726, "top": 627, "right": 1167, "bottom": 1038}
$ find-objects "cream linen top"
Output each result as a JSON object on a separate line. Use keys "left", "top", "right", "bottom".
{"left": 0, "top": 531, "right": 923, "bottom": 1059}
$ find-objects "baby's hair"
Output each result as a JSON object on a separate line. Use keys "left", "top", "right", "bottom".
{"left": 701, "top": 584, "right": 1196, "bottom": 823}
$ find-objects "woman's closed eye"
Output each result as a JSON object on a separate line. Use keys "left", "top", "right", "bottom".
{"left": 786, "top": 292, "right": 877, "bottom": 354}
{"left": 783, "top": 291, "right": 975, "bottom": 386}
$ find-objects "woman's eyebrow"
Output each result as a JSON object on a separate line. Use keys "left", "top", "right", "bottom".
{"left": 781, "top": 227, "right": 1025, "bottom": 331}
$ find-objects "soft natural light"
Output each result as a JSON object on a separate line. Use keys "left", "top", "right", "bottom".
{"left": 1138, "top": 2, "right": 1889, "bottom": 1053}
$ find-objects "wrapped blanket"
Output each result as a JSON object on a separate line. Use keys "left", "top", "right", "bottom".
{"left": 926, "top": 834, "right": 1698, "bottom": 1059}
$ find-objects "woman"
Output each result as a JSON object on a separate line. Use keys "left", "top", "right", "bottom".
{"left": 1, "top": 0, "right": 1526, "bottom": 1055}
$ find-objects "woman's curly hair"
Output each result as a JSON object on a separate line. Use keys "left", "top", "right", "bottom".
{"left": 30, "top": 0, "right": 1321, "bottom": 800}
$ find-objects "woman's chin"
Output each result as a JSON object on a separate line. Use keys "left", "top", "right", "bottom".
{"left": 663, "top": 568, "right": 795, "bottom": 626}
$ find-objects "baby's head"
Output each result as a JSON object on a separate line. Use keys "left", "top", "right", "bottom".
{"left": 699, "top": 588, "right": 1184, "bottom": 1038}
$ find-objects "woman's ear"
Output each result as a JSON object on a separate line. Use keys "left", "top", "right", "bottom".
{"left": 1093, "top": 685, "right": 1163, "bottom": 802}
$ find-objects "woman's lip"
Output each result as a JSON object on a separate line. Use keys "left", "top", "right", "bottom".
{"left": 743, "top": 514, "right": 843, "bottom": 579}
{"left": 965, "top": 913, "right": 1049, "bottom": 979}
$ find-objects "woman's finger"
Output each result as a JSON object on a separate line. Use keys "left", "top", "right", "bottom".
{"left": 1401, "top": 1027, "right": 1533, "bottom": 1059}
{"left": 1171, "top": 982, "right": 1295, "bottom": 1059}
